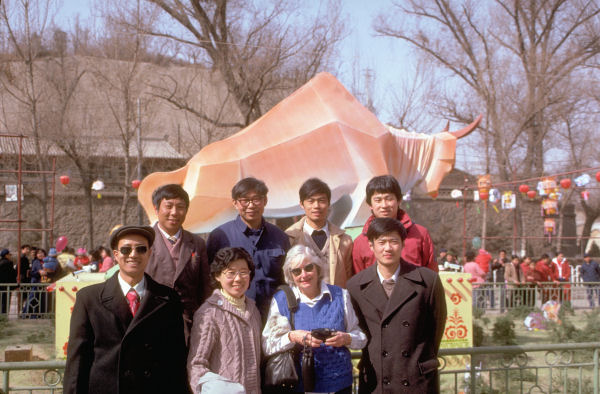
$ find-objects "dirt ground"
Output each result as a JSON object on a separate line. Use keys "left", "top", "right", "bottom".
{"left": 0, "top": 318, "right": 59, "bottom": 391}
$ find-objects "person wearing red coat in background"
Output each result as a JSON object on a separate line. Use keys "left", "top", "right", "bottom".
{"left": 352, "top": 175, "right": 437, "bottom": 275}
{"left": 535, "top": 254, "right": 559, "bottom": 303}
{"left": 552, "top": 252, "right": 571, "bottom": 302}
{"left": 475, "top": 249, "right": 492, "bottom": 274}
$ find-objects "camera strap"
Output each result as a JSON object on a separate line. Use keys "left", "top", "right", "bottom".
{"left": 277, "top": 284, "right": 298, "bottom": 329}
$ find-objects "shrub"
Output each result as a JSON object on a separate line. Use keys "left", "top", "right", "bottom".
{"left": 492, "top": 316, "right": 516, "bottom": 345}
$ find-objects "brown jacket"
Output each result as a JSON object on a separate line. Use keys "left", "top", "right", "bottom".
{"left": 347, "top": 261, "right": 447, "bottom": 393}
{"left": 285, "top": 217, "right": 353, "bottom": 288}
{"left": 145, "top": 224, "right": 211, "bottom": 341}
{"left": 187, "top": 290, "right": 262, "bottom": 394}
{"left": 504, "top": 262, "right": 524, "bottom": 287}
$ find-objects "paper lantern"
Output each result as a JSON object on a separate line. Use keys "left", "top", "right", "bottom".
{"left": 131, "top": 179, "right": 141, "bottom": 189}
{"left": 479, "top": 191, "right": 489, "bottom": 201}
{"left": 430, "top": 191, "right": 439, "bottom": 199}
{"left": 596, "top": 171, "right": 600, "bottom": 182}
{"left": 59, "top": 175, "right": 70, "bottom": 185}
{"left": 559, "top": 178, "right": 571, "bottom": 189}
{"left": 527, "top": 190, "right": 537, "bottom": 199}
{"left": 544, "top": 218, "right": 556, "bottom": 235}
{"left": 542, "top": 199, "right": 558, "bottom": 215}
{"left": 518, "top": 184, "right": 529, "bottom": 194}
{"left": 477, "top": 174, "right": 491, "bottom": 195}
{"left": 582, "top": 190, "right": 590, "bottom": 201}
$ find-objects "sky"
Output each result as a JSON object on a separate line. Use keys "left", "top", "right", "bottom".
{"left": 55, "top": 0, "right": 411, "bottom": 124}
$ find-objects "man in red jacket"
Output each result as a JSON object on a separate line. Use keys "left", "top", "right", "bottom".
{"left": 352, "top": 175, "right": 437, "bottom": 274}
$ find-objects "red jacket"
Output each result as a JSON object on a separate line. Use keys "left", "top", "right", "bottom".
{"left": 352, "top": 210, "right": 437, "bottom": 273}
{"left": 551, "top": 258, "right": 571, "bottom": 280}
{"left": 535, "top": 260, "right": 557, "bottom": 282}
{"left": 475, "top": 251, "right": 492, "bottom": 274}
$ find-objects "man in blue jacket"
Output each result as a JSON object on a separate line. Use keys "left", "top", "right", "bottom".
{"left": 580, "top": 253, "right": 600, "bottom": 307}
{"left": 207, "top": 177, "right": 289, "bottom": 321}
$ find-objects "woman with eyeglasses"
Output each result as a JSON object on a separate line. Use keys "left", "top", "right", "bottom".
{"left": 187, "top": 247, "right": 261, "bottom": 394}
{"left": 262, "top": 245, "right": 366, "bottom": 394}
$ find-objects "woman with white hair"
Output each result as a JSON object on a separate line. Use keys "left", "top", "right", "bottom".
{"left": 262, "top": 245, "right": 366, "bottom": 394}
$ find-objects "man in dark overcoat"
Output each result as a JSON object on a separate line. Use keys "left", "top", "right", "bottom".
{"left": 144, "top": 184, "right": 211, "bottom": 341}
{"left": 347, "top": 217, "right": 447, "bottom": 393}
{"left": 63, "top": 225, "right": 189, "bottom": 394}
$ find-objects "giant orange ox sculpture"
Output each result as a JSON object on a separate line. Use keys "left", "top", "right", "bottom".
{"left": 138, "top": 72, "right": 481, "bottom": 233}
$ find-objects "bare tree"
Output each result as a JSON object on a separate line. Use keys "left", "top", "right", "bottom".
{"left": 129, "top": 0, "right": 345, "bottom": 132}
{"left": 0, "top": 0, "right": 59, "bottom": 249}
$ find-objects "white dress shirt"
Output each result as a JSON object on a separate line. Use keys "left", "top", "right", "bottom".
{"left": 117, "top": 273, "right": 146, "bottom": 300}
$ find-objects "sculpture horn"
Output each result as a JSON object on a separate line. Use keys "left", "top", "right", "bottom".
{"left": 448, "top": 114, "right": 483, "bottom": 139}
{"left": 443, "top": 120, "right": 449, "bottom": 132}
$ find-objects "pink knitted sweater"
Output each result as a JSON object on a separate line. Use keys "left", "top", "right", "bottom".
{"left": 187, "top": 289, "right": 262, "bottom": 394}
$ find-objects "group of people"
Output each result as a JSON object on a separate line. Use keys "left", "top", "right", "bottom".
{"left": 63, "top": 175, "right": 447, "bottom": 394}
{"left": 439, "top": 247, "right": 600, "bottom": 309}
{"left": 0, "top": 242, "right": 115, "bottom": 316}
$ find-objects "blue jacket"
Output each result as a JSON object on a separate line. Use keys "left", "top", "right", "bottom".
{"left": 207, "top": 216, "right": 289, "bottom": 320}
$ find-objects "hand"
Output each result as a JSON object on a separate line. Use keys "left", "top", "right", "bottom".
{"left": 288, "top": 330, "right": 322, "bottom": 347}
{"left": 324, "top": 331, "right": 350, "bottom": 348}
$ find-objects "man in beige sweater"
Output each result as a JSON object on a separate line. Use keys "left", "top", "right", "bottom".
{"left": 285, "top": 178, "right": 353, "bottom": 287}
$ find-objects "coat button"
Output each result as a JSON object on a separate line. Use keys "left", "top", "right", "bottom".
{"left": 402, "top": 350, "right": 410, "bottom": 357}
{"left": 402, "top": 320, "right": 410, "bottom": 327}
{"left": 382, "top": 350, "right": 389, "bottom": 357}
{"left": 382, "top": 377, "right": 391, "bottom": 385}
{"left": 402, "top": 379, "right": 410, "bottom": 386}
{"left": 382, "top": 323, "right": 389, "bottom": 328}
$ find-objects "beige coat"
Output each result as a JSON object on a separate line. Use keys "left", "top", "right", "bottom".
{"left": 187, "top": 290, "right": 262, "bottom": 394}
{"left": 285, "top": 217, "right": 353, "bottom": 288}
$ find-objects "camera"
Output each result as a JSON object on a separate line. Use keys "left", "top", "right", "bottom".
{"left": 311, "top": 328, "right": 336, "bottom": 341}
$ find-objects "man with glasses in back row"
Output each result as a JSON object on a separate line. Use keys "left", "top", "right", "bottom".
{"left": 207, "top": 177, "right": 290, "bottom": 321}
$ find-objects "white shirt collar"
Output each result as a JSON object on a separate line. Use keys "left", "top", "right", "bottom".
{"left": 157, "top": 224, "right": 182, "bottom": 241}
{"left": 302, "top": 219, "right": 329, "bottom": 237}
{"left": 292, "top": 281, "right": 331, "bottom": 306}
{"left": 117, "top": 273, "right": 146, "bottom": 300}
{"left": 377, "top": 264, "right": 401, "bottom": 284}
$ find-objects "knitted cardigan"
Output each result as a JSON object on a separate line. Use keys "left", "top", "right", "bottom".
{"left": 187, "top": 289, "right": 262, "bottom": 394}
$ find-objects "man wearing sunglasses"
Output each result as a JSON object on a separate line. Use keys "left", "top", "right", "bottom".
{"left": 285, "top": 178, "right": 353, "bottom": 287}
{"left": 145, "top": 184, "right": 210, "bottom": 342}
{"left": 207, "top": 177, "right": 290, "bottom": 322}
{"left": 347, "top": 217, "right": 446, "bottom": 393}
{"left": 64, "top": 225, "right": 189, "bottom": 394}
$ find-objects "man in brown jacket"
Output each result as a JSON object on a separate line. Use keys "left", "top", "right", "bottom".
{"left": 285, "top": 178, "right": 353, "bottom": 287}
{"left": 144, "top": 184, "right": 211, "bottom": 342}
{"left": 347, "top": 217, "right": 446, "bottom": 393}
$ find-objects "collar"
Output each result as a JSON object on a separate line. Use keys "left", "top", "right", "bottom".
{"left": 117, "top": 273, "right": 146, "bottom": 300}
{"left": 292, "top": 281, "right": 331, "bottom": 305}
{"left": 234, "top": 215, "right": 265, "bottom": 233}
{"left": 303, "top": 220, "right": 329, "bottom": 237}
{"left": 376, "top": 264, "right": 401, "bottom": 284}
{"left": 157, "top": 224, "right": 182, "bottom": 241}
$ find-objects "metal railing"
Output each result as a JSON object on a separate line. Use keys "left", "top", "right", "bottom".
{"left": 2, "top": 344, "right": 600, "bottom": 393}
{"left": 438, "top": 342, "right": 600, "bottom": 393}
{"left": 0, "top": 283, "right": 54, "bottom": 319}
{"left": 472, "top": 281, "right": 600, "bottom": 312}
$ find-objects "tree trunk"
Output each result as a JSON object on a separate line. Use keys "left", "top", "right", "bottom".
{"left": 481, "top": 201, "right": 488, "bottom": 250}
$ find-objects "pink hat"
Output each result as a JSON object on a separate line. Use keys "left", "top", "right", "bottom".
{"left": 76, "top": 248, "right": 87, "bottom": 255}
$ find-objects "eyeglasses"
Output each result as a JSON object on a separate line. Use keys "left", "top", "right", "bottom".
{"left": 236, "top": 197, "right": 265, "bottom": 207}
{"left": 222, "top": 270, "right": 251, "bottom": 279}
{"left": 291, "top": 263, "right": 315, "bottom": 277}
{"left": 119, "top": 245, "right": 148, "bottom": 255}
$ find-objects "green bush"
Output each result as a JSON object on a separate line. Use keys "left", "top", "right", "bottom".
{"left": 492, "top": 316, "right": 516, "bottom": 345}
{"left": 473, "top": 322, "right": 485, "bottom": 347}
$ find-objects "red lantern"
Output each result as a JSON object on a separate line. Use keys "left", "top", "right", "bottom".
{"left": 59, "top": 175, "right": 70, "bottom": 185}
{"left": 527, "top": 190, "right": 537, "bottom": 199}
{"left": 596, "top": 172, "right": 600, "bottom": 182}
{"left": 559, "top": 178, "right": 571, "bottom": 189}
{"left": 430, "top": 191, "right": 438, "bottom": 199}
{"left": 131, "top": 179, "right": 141, "bottom": 189}
{"left": 479, "top": 191, "right": 489, "bottom": 201}
{"left": 518, "top": 184, "right": 529, "bottom": 194}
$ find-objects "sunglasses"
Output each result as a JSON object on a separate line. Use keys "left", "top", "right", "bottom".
{"left": 119, "top": 245, "right": 148, "bottom": 255}
{"left": 291, "top": 263, "right": 315, "bottom": 277}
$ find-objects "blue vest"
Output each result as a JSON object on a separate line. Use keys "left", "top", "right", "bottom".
{"left": 274, "top": 284, "right": 353, "bottom": 393}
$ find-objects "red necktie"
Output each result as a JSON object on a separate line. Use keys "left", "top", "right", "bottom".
{"left": 126, "top": 288, "right": 140, "bottom": 316}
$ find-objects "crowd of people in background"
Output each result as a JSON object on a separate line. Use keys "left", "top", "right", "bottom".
{"left": 438, "top": 247, "right": 600, "bottom": 309}
{"left": 0, "top": 243, "right": 115, "bottom": 317}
